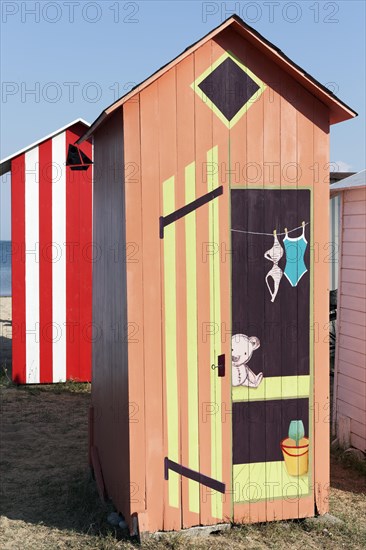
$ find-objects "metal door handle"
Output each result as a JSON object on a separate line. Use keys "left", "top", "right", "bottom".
{"left": 211, "top": 354, "right": 225, "bottom": 377}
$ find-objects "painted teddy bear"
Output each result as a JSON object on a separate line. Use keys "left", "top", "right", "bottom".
{"left": 231, "top": 334, "right": 263, "bottom": 388}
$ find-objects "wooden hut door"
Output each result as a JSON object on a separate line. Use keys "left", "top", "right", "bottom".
{"left": 231, "top": 188, "right": 312, "bottom": 514}
{"left": 161, "top": 163, "right": 232, "bottom": 529}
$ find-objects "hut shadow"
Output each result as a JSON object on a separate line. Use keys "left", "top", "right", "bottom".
{"left": 0, "top": 383, "right": 125, "bottom": 539}
{"left": 0, "top": 332, "right": 12, "bottom": 380}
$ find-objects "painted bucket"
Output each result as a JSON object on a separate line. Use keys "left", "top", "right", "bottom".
{"left": 281, "top": 437, "right": 309, "bottom": 476}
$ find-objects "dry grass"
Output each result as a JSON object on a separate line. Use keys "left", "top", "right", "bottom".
{"left": 0, "top": 382, "right": 365, "bottom": 549}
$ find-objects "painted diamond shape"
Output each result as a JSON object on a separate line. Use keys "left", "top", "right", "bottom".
{"left": 198, "top": 57, "right": 260, "bottom": 121}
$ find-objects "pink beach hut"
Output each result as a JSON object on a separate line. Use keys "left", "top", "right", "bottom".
{"left": 331, "top": 170, "right": 366, "bottom": 453}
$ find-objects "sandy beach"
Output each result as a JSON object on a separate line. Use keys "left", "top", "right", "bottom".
{"left": 0, "top": 296, "right": 12, "bottom": 370}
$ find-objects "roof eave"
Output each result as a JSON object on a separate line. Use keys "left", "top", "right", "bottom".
{"left": 0, "top": 160, "right": 11, "bottom": 177}
{"left": 77, "top": 17, "right": 238, "bottom": 143}
{"left": 228, "top": 20, "right": 357, "bottom": 125}
{"left": 77, "top": 112, "right": 108, "bottom": 144}
{"left": 77, "top": 15, "right": 357, "bottom": 143}
{"left": 330, "top": 169, "right": 366, "bottom": 192}
{"left": 1, "top": 118, "right": 90, "bottom": 176}
{"left": 330, "top": 183, "right": 366, "bottom": 195}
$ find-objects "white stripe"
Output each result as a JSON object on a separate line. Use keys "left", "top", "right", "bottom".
{"left": 52, "top": 133, "right": 67, "bottom": 382}
{"left": 25, "top": 148, "right": 40, "bottom": 383}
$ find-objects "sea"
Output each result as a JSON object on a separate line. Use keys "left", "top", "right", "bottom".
{"left": 0, "top": 241, "right": 11, "bottom": 296}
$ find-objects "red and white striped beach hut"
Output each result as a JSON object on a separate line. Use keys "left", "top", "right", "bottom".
{"left": 0, "top": 119, "right": 93, "bottom": 384}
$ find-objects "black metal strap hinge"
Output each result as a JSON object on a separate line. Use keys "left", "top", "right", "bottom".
{"left": 160, "top": 185, "right": 223, "bottom": 238}
{"left": 164, "top": 457, "right": 225, "bottom": 494}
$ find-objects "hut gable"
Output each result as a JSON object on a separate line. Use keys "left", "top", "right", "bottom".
{"left": 79, "top": 15, "right": 356, "bottom": 145}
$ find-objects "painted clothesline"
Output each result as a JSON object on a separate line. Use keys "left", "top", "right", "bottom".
{"left": 232, "top": 221, "right": 310, "bottom": 302}
{"left": 231, "top": 221, "right": 310, "bottom": 236}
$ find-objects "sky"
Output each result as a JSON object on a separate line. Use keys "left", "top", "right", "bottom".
{"left": 1, "top": 0, "right": 365, "bottom": 240}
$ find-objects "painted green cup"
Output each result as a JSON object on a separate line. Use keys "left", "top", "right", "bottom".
{"left": 288, "top": 420, "right": 305, "bottom": 446}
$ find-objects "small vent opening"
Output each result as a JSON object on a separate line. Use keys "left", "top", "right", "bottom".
{"left": 66, "top": 144, "right": 92, "bottom": 171}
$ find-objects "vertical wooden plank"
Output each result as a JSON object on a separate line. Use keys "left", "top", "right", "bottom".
{"left": 65, "top": 129, "right": 81, "bottom": 382}
{"left": 140, "top": 82, "right": 164, "bottom": 532}
{"left": 219, "top": 29, "right": 256, "bottom": 524}
{"left": 184, "top": 162, "right": 200, "bottom": 524}
{"left": 52, "top": 132, "right": 67, "bottom": 382}
{"left": 312, "top": 98, "right": 330, "bottom": 515}
{"left": 38, "top": 140, "right": 53, "bottom": 383}
{"left": 176, "top": 54, "right": 201, "bottom": 529}
{"left": 207, "top": 144, "right": 223, "bottom": 521}
{"left": 244, "top": 40, "right": 267, "bottom": 525}
{"left": 25, "top": 146, "right": 40, "bottom": 384}
{"left": 157, "top": 68, "right": 182, "bottom": 531}
{"left": 193, "top": 40, "right": 215, "bottom": 526}
{"left": 11, "top": 155, "right": 26, "bottom": 384}
{"left": 67, "top": 122, "right": 94, "bottom": 383}
{"left": 210, "top": 36, "right": 232, "bottom": 524}
{"left": 77, "top": 137, "right": 93, "bottom": 383}
{"left": 279, "top": 72, "right": 300, "bottom": 522}
{"left": 123, "top": 97, "right": 146, "bottom": 516}
{"left": 296, "top": 87, "right": 316, "bottom": 520}
{"left": 262, "top": 62, "right": 282, "bottom": 523}
{"left": 220, "top": 28, "right": 272, "bottom": 523}
{"left": 219, "top": 30, "right": 251, "bottom": 525}
{"left": 162, "top": 176, "right": 180, "bottom": 520}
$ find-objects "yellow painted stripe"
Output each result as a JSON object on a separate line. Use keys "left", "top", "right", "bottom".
{"left": 207, "top": 146, "right": 223, "bottom": 519}
{"left": 163, "top": 176, "right": 179, "bottom": 508}
{"left": 185, "top": 161, "right": 200, "bottom": 514}
{"left": 232, "top": 375, "right": 311, "bottom": 402}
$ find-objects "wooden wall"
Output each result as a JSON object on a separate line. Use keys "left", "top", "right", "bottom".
{"left": 119, "top": 24, "right": 332, "bottom": 532}
{"left": 91, "top": 109, "right": 131, "bottom": 518}
{"left": 334, "top": 187, "right": 366, "bottom": 452}
{"left": 11, "top": 123, "right": 92, "bottom": 384}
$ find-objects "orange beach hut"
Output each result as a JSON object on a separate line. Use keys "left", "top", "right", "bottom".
{"left": 79, "top": 16, "right": 356, "bottom": 535}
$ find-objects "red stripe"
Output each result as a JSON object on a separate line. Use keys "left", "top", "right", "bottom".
{"left": 38, "top": 140, "right": 53, "bottom": 382}
{"left": 11, "top": 155, "right": 26, "bottom": 384}
{"left": 65, "top": 129, "right": 81, "bottom": 381}
{"left": 78, "top": 138, "right": 93, "bottom": 382}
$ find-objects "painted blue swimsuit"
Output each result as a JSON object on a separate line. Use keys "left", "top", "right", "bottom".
{"left": 283, "top": 226, "right": 308, "bottom": 287}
